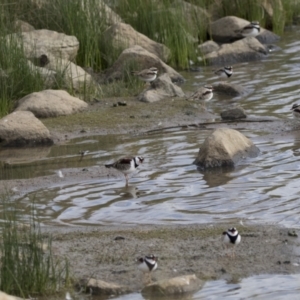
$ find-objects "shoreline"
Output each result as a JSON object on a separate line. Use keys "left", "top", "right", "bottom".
{"left": 48, "top": 223, "right": 300, "bottom": 292}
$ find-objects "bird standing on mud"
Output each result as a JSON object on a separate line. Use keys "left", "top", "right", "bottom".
{"left": 222, "top": 227, "right": 241, "bottom": 258}
{"left": 137, "top": 254, "right": 158, "bottom": 284}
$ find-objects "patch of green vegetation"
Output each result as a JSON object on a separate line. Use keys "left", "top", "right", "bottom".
{"left": 0, "top": 35, "right": 45, "bottom": 118}
{"left": 211, "top": 0, "right": 267, "bottom": 27}
{"left": 0, "top": 0, "right": 299, "bottom": 114}
{"left": 26, "top": 0, "right": 116, "bottom": 71}
{"left": 115, "top": 0, "right": 209, "bottom": 69}
{"left": 200, "top": 0, "right": 300, "bottom": 35}
{"left": 0, "top": 193, "right": 69, "bottom": 298}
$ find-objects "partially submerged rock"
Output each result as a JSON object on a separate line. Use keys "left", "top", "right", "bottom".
{"left": 142, "top": 274, "right": 203, "bottom": 297}
{"left": 0, "top": 111, "right": 53, "bottom": 147}
{"left": 79, "top": 278, "right": 131, "bottom": 296}
{"left": 220, "top": 106, "right": 247, "bottom": 120}
{"left": 194, "top": 128, "right": 259, "bottom": 169}
{"left": 138, "top": 73, "right": 185, "bottom": 103}
{"left": 205, "top": 36, "right": 267, "bottom": 65}
{"left": 15, "top": 90, "right": 88, "bottom": 118}
{"left": 256, "top": 29, "right": 280, "bottom": 44}
{"left": 105, "top": 45, "right": 185, "bottom": 83}
{"left": 213, "top": 82, "right": 247, "bottom": 97}
{"left": 103, "top": 22, "right": 170, "bottom": 61}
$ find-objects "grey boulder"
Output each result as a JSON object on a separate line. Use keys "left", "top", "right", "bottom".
{"left": 79, "top": 278, "right": 131, "bottom": 296}
{"left": 194, "top": 128, "right": 259, "bottom": 169}
{"left": 15, "top": 90, "right": 88, "bottom": 118}
{"left": 220, "top": 106, "right": 247, "bottom": 120}
{"left": 210, "top": 16, "right": 280, "bottom": 44}
{"left": 0, "top": 111, "right": 53, "bottom": 147}
{"left": 213, "top": 82, "right": 247, "bottom": 97}
{"left": 138, "top": 73, "right": 185, "bottom": 103}
{"left": 142, "top": 274, "right": 203, "bottom": 297}
{"left": 105, "top": 45, "right": 185, "bottom": 83}
{"left": 205, "top": 36, "right": 268, "bottom": 65}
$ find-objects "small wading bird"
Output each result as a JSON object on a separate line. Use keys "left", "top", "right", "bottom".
{"left": 137, "top": 254, "right": 158, "bottom": 284}
{"left": 214, "top": 66, "right": 233, "bottom": 79}
{"left": 237, "top": 21, "right": 260, "bottom": 38}
{"left": 131, "top": 67, "right": 158, "bottom": 83}
{"left": 105, "top": 156, "right": 144, "bottom": 186}
{"left": 291, "top": 103, "right": 300, "bottom": 120}
{"left": 222, "top": 227, "right": 241, "bottom": 258}
{"left": 187, "top": 85, "right": 213, "bottom": 107}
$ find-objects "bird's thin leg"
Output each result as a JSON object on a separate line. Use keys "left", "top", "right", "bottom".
{"left": 232, "top": 248, "right": 236, "bottom": 258}
{"left": 125, "top": 174, "right": 129, "bottom": 187}
{"left": 149, "top": 272, "right": 152, "bottom": 283}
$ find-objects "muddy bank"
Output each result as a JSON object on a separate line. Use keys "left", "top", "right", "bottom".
{"left": 40, "top": 96, "right": 298, "bottom": 143}
{"left": 47, "top": 223, "right": 300, "bottom": 293}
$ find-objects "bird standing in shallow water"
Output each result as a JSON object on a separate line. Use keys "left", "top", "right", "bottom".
{"left": 214, "top": 66, "right": 233, "bottom": 80}
{"left": 137, "top": 254, "right": 158, "bottom": 284}
{"left": 105, "top": 156, "right": 144, "bottom": 186}
{"left": 222, "top": 227, "right": 241, "bottom": 258}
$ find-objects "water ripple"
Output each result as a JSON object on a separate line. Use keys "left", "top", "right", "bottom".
{"left": 16, "top": 128, "right": 300, "bottom": 228}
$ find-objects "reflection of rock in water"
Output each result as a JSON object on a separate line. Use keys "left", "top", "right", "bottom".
{"left": 199, "top": 166, "right": 235, "bottom": 187}
{"left": 0, "top": 147, "right": 51, "bottom": 164}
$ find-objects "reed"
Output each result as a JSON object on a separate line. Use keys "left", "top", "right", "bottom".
{"left": 0, "top": 0, "right": 299, "bottom": 103}
{"left": 115, "top": 0, "right": 209, "bottom": 69}
{"left": 0, "top": 35, "right": 45, "bottom": 118}
{"left": 210, "top": 0, "right": 267, "bottom": 27}
{"left": 0, "top": 194, "right": 69, "bottom": 297}
{"left": 20, "top": 0, "right": 119, "bottom": 71}
{"left": 203, "top": 0, "right": 300, "bottom": 34}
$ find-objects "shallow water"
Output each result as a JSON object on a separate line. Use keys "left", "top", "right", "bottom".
{"left": 2, "top": 28, "right": 300, "bottom": 299}
{"left": 12, "top": 129, "right": 300, "bottom": 228}
{"left": 109, "top": 273, "right": 300, "bottom": 300}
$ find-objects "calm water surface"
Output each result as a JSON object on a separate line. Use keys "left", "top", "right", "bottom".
{"left": 2, "top": 28, "right": 300, "bottom": 299}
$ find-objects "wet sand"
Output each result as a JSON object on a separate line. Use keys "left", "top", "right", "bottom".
{"left": 48, "top": 223, "right": 300, "bottom": 292}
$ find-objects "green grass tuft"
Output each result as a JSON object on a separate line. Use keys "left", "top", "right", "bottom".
{"left": 0, "top": 35, "right": 45, "bottom": 118}
{"left": 115, "top": 0, "right": 209, "bottom": 69}
{"left": 0, "top": 194, "right": 69, "bottom": 297}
